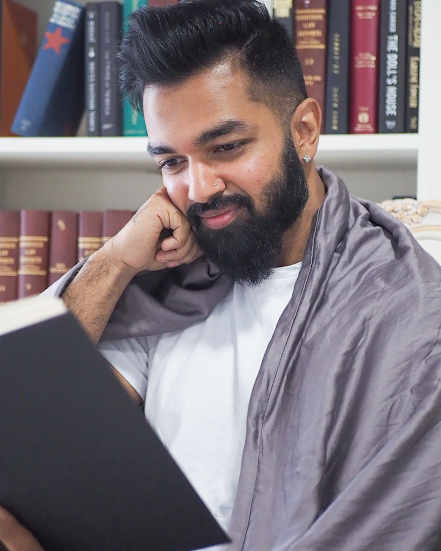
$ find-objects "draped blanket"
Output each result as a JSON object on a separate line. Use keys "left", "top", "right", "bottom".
{"left": 48, "top": 168, "right": 441, "bottom": 550}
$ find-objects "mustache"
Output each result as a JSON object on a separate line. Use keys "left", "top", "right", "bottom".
{"left": 187, "top": 193, "right": 253, "bottom": 219}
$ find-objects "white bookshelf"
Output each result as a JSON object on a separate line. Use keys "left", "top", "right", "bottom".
{"left": 0, "top": 134, "right": 418, "bottom": 169}
{"left": 0, "top": 0, "right": 438, "bottom": 208}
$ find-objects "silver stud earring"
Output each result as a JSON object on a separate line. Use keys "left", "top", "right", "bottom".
{"left": 302, "top": 154, "right": 311, "bottom": 164}
{"left": 214, "top": 182, "right": 218, "bottom": 187}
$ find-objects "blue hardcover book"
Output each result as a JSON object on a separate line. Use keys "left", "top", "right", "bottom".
{"left": 11, "top": 0, "right": 85, "bottom": 137}
{"left": 122, "top": 0, "right": 147, "bottom": 137}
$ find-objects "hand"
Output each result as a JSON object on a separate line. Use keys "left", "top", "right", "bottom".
{"left": 105, "top": 186, "right": 201, "bottom": 275}
{"left": 0, "top": 507, "right": 45, "bottom": 551}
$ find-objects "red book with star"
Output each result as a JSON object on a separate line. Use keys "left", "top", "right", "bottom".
{"left": 11, "top": 0, "right": 85, "bottom": 136}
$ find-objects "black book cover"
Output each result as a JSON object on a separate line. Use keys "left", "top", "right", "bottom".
{"left": 405, "top": 0, "right": 421, "bottom": 133}
{"left": 0, "top": 297, "right": 229, "bottom": 551}
{"left": 100, "top": 1, "right": 122, "bottom": 136}
{"left": 85, "top": 2, "right": 101, "bottom": 136}
{"left": 378, "top": 0, "right": 407, "bottom": 133}
{"left": 324, "top": 0, "right": 349, "bottom": 134}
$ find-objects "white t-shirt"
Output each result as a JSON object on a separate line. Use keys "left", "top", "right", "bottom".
{"left": 98, "top": 262, "right": 301, "bottom": 546}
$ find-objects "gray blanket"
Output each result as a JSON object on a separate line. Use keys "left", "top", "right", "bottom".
{"left": 49, "top": 168, "right": 441, "bottom": 549}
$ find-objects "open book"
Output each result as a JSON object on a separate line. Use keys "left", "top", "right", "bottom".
{"left": 0, "top": 296, "right": 229, "bottom": 551}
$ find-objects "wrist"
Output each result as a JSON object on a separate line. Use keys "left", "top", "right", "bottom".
{"left": 95, "top": 240, "right": 139, "bottom": 286}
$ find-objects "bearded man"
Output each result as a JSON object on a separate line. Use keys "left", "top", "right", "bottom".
{"left": 2, "top": 1, "right": 441, "bottom": 550}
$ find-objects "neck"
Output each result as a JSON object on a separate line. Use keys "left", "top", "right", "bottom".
{"left": 277, "top": 165, "right": 325, "bottom": 266}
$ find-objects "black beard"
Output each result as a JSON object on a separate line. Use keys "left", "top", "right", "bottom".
{"left": 187, "top": 136, "right": 309, "bottom": 286}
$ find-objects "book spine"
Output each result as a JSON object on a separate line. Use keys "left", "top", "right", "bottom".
{"left": 148, "top": 1, "right": 179, "bottom": 5}
{"left": 378, "top": 0, "right": 407, "bottom": 133}
{"left": 78, "top": 210, "right": 103, "bottom": 261}
{"left": 11, "top": 0, "right": 85, "bottom": 137}
{"left": 349, "top": 0, "right": 381, "bottom": 134}
{"left": 406, "top": 0, "right": 421, "bottom": 133}
{"left": 1, "top": 0, "right": 37, "bottom": 137}
{"left": 0, "top": 209, "right": 20, "bottom": 303}
{"left": 102, "top": 210, "right": 133, "bottom": 244}
{"left": 48, "top": 211, "right": 78, "bottom": 285}
{"left": 295, "top": 0, "right": 327, "bottom": 133}
{"left": 122, "top": 0, "right": 147, "bottom": 137}
{"left": 18, "top": 210, "right": 50, "bottom": 298}
{"left": 273, "top": 0, "right": 294, "bottom": 42}
{"left": 0, "top": 0, "right": 2, "bottom": 103}
{"left": 85, "top": 2, "right": 101, "bottom": 137}
{"left": 324, "top": 0, "right": 350, "bottom": 134}
{"left": 100, "top": 1, "right": 122, "bottom": 136}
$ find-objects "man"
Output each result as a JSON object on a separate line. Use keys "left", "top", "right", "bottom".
{"left": 2, "top": 0, "right": 441, "bottom": 549}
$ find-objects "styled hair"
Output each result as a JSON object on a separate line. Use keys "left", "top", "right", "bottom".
{"left": 118, "top": 0, "right": 307, "bottom": 119}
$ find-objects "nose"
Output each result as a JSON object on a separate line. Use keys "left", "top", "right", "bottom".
{"left": 187, "top": 161, "right": 225, "bottom": 203}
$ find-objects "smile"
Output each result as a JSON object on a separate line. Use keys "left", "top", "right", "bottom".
{"left": 198, "top": 204, "right": 243, "bottom": 229}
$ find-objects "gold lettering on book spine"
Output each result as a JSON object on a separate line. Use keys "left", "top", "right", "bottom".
{"left": 18, "top": 235, "right": 48, "bottom": 277}
{"left": 0, "top": 237, "right": 18, "bottom": 277}
{"left": 296, "top": 9, "right": 325, "bottom": 50}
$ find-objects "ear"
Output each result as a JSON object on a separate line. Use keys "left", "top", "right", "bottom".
{"left": 289, "top": 98, "right": 321, "bottom": 165}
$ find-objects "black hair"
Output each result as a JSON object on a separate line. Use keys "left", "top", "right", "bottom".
{"left": 118, "top": 0, "right": 307, "bottom": 120}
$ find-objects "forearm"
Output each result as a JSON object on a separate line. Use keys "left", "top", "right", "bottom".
{"left": 62, "top": 188, "right": 200, "bottom": 343}
{"left": 62, "top": 241, "right": 137, "bottom": 344}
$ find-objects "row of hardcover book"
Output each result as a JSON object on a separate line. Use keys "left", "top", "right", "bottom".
{"left": 271, "top": 0, "right": 421, "bottom": 134}
{"left": 7, "top": 0, "right": 153, "bottom": 138}
{"left": 85, "top": 0, "right": 422, "bottom": 135}
{"left": 85, "top": 0, "right": 149, "bottom": 137}
{"left": 0, "top": 208, "right": 135, "bottom": 303}
{"left": 4, "top": 0, "right": 422, "bottom": 137}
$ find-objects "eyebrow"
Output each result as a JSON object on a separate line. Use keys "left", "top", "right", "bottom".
{"left": 146, "top": 119, "right": 256, "bottom": 157}
{"left": 193, "top": 120, "right": 256, "bottom": 147}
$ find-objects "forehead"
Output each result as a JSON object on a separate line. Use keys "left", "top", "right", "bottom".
{"left": 142, "top": 62, "right": 281, "bottom": 146}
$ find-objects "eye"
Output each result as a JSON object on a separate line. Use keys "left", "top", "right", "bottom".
{"left": 158, "top": 157, "right": 183, "bottom": 172}
{"left": 215, "top": 142, "right": 243, "bottom": 153}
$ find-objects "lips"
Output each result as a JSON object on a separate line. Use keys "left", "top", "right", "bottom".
{"left": 198, "top": 204, "right": 242, "bottom": 229}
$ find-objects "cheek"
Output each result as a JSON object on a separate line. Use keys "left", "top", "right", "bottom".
{"left": 227, "top": 158, "right": 274, "bottom": 196}
{"left": 163, "top": 179, "right": 189, "bottom": 214}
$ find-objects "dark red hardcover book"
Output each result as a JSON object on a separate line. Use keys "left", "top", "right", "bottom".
{"left": 148, "top": 1, "right": 179, "bottom": 5}
{"left": 295, "top": 0, "right": 327, "bottom": 133}
{"left": 349, "top": 0, "right": 381, "bottom": 134}
{"left": 18, "top": 210, "right": 50, "bottom": 298}
{"left": 0, "top": 209, "right": 19, "bottom": 303}
{"left": 48, "top": 211, "right": 79, "bottom": 285}
{"left": 102, "top": 209, "right": 133, "bottom": 244}
{"left": 406, "top": 0, "right": 421, "bottom": 133}
{"left": 0, "top": 0, "right": 37, "bottom": 136}
{"left": 78, "top": 210, "right": 103, "bottom": 261}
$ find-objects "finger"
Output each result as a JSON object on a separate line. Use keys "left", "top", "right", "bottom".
{"left": 160, "top": 222, "right": 191, "bottom": 252}
{"left": 162, "top": 241, "right": 202, "bottom": 268}
{"left": 0, "top": 507, "right": 45, "bottom": 551}
{"left": 155, "top": 234, "right": 199, "bottom": 264}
